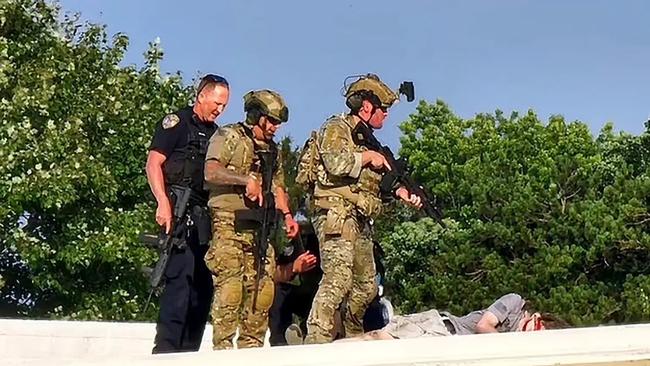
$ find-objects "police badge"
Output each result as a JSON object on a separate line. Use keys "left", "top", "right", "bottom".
{"left": 162, "top": 114, "right": 180, "bottom": 129}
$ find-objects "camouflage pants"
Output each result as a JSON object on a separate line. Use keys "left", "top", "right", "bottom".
{"left": 304, "top": 206, "right": 377, "bottom": 344}
{"left": 204, "top": 209, "right": 276, "bottom": 350}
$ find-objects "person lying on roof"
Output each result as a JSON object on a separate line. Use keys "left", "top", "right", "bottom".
{"left": 335, "top": 293, "right": 570, "bottom": 342}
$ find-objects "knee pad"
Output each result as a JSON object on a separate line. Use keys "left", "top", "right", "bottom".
{"left": 205, "top": 240, "right": 243, "bottom": 276}
{"left": 254, "top": 278, "right": 275, "bottom": 312}
{"left": 218, "top": 280, "right": 243, "bottom": 308}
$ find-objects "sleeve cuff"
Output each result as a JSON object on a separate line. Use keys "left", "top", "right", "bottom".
{"left": 487, "top": 293, "right": 522, "bottom": 322}
{"left": 349, "top": 152, "right": 363, "bottom": 178}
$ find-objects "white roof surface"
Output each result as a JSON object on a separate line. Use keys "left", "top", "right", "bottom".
{"left": 2, "top": 319, "right": 650, "bottom": 366}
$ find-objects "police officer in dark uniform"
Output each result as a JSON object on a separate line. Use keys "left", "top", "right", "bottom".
{"left": 145, "top": 74, "right": 230, "bottom": 353}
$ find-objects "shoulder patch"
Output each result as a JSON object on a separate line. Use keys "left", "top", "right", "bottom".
{"left": 162, "top": 114, "right": 180, "bottom": 129}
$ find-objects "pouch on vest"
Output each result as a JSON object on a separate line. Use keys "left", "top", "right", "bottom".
{"left": 295, "top": 130, "right": 320, "bottom": 191}
{"left": 323, "top": 204, "right": 349, "bottom": 236}
{"left": 356, "top": 192, "right": 383, "bottom": 218}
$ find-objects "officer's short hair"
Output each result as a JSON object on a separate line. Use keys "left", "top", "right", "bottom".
{"left": 196, "top": 74, "right": 229, "bottom": 97}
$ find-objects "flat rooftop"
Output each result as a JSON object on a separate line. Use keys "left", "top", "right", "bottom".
{"left": 2, "top": 319, "right": 650, "bottom": 366}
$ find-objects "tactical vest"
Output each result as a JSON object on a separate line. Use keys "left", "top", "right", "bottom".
{"left": 225, "top": 123, "right": 262, "bottom": 176}
{"left": 164, "top": 116, "right": 212, "bottom": 195}
{"left": 207, "top": 123, "right": 278, "bottom": 211}
{"left": 312, "top": 114, "right": 384, "bottom": 218}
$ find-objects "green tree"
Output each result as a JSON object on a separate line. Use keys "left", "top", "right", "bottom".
{"left": 0, "top": 0, "right": 192, "bottom": 319}
{"left": 382, "top": 100, "right": 649, "bottom": 326}
{"left": 278, "top": 136, "right": 304, "bottom": 211}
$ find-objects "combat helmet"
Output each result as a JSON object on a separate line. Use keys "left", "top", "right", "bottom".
{"left": 243, "top": 89, "right": 289, "bottom": 124}
{"left": 344, "top": 73, "right": 414, "bottom": 111}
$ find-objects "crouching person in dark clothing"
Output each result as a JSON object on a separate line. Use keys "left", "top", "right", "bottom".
{"left": 268, "top": 220, "right": 320, "bottom": 346}
{"left": 269, "top": 215, "right": 391, "bottom": 346}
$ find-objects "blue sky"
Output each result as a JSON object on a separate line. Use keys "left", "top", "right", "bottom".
{"left": 59, "top": 0, "right": 649, "bottom": 149}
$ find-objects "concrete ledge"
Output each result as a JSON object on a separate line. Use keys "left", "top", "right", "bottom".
{"left": 0, "top": 318, "right": 213, "bottom": 359}
{"left": 3, "top": 319, "right": 650, "bottom": 366}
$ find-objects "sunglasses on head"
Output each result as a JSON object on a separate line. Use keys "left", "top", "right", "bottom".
{"left": 197, "top": 74, "right": 229, "bottom": 93}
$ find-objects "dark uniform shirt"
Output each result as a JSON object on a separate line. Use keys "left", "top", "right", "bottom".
{"left": 276, "top": 221, "right": 323, "bottom": 284}
{"left": 149, "top": 106, "right": 217, "bottom": 197}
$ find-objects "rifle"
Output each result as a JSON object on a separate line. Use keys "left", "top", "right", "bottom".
{"left": 351, "top": 122, "right": 445, "bottom": 227}
{"left": 234, "top": 148, "right": 280, "bottom": 312}
{"left": 142, "top": 185, "right": 194, "bottom": 311}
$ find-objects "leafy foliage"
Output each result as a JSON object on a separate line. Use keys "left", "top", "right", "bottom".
{"left": 3, "top": 1, "right": 649, "bottom": 327}
{"left": 0, "top": 0, "right": 192, "bottom": 319}
{"left": 381, "top": 100, "right": 649, "bottom": 325}
{"left": 278, "top": 136, "right": 304, "bottom": 211}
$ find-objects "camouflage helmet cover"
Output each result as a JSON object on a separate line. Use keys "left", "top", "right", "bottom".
{"left": 243, "top": 89, "right": 289, "bottom": 124}
{"left": 344, "top": 73, "right": 399, "bottom": 109}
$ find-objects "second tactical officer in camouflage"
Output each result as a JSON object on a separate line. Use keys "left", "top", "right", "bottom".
{"left": 301, "top": 74, "right": 421, "bottom": 344}
{"left": 203, "top": 90, "right": 300, "bottom": 349}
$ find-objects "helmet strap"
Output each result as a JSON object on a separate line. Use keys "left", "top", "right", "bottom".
{"left": 358, "top": 104, "right": 381, "bottom": 127}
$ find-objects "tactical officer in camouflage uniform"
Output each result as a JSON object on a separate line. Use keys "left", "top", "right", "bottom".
{"left": 203, "top": 89, "right": 300, "bottom": 349}
{"left": 303, "top": 74, "right": 421, "bottom": 344}
{"left": 146, "top": 74, "right": 230, "bottom": 353}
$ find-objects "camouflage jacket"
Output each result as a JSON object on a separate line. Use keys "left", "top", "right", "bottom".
{"left": 205, "top": 122, "right": 284, "bottom": 211}
{"left": 313, "top": 114, "right": 383, "bottom": 218}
